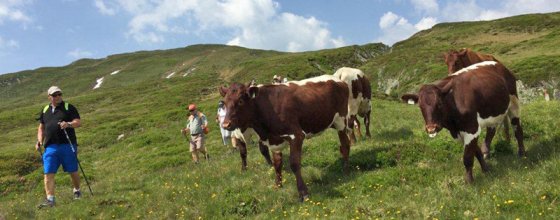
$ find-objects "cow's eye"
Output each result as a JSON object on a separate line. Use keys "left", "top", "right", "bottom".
{"left": 238, "top": 99, "right": 244, "bottom": 106}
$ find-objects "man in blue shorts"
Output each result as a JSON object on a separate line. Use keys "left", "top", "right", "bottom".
{"left": 36, "top": 86, "right": 82, "bottom": 208}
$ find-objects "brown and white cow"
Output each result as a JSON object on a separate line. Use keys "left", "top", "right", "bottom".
{"left": 219, "top": 75, "right": 351, "bottom": 201}
{"left": 333, "top": 67, "right": 372, "bottom": 141}
{"left": 401, "top": 61, "right": 525, "bottom": 183}
{"left": 444, "top": 48, "right": 498, "bottom": 74}
{"left": 445, "top": 49, "right": 513, "bottom": 156}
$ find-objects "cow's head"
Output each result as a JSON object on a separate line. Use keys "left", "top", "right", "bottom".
{"left": 444, "top": 49, "right": 468, "bottom": 74}
{"left": 219, "top": 82, "right": 258, "bottom": 131}
{"left": 401, "top": 82, "right": 451, "bottom": 138}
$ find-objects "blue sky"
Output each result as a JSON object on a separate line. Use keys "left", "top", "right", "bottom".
{"left": 1, "top": 0, "right": 559, "bottom": 75}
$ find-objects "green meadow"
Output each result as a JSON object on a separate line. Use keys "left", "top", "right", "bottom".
{"left": 1, "top": 12, "right": 559, "bottom": 219}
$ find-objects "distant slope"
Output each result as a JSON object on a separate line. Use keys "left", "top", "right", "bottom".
{"left": 361, "top": 12, "right": 560, "bottom": 96}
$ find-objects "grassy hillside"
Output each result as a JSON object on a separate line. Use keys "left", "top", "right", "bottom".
{"left": 1, "top": 12, "right": 559, "bottom": 219}
{"left": 362, "top": 12, "right": 560, "bottom": 96}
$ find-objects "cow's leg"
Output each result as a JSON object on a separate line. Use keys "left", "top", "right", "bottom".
{"left": 288, "top": 135, "right": 308, "bottom": 201}
{"left": 258, "top": 141, "right": 272, "bottom": 165}
{"left": 364, "top": 110, "right": 371, "bottom": 138}
{"left": 475, "top": 141, "right": 489, "bottom": 173}
{"left": 463, "top": 137, "right": 478, "bottom": 184}
{"left": 272, "top": 151, "right": 283, "bottom": 188}
{"left": 502, "top": 117, "right": 511, "bottom": 142}
{"left": 337, "top": 130, "right": 351, "bottom": 173}
{"left": 237, "top": 139, "right": 248, "bottom": 171}
{"left": 482, "top": 127, "right": 496, "bottom": 159}
{"left": 353, "top": 117, "right": 362, "bottom": 139}
{"left": 349, "top": 115, "right": 358, "bottom": 144}
{"left": 511, "top": 117, "right": 526, "bottom": 157}
{"left": 508, "top": 96, "right": 525, "bottom": 157}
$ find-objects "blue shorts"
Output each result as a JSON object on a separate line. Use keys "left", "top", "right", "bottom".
{"left": 43, "top": 144, "right": 78, "bottom": 174}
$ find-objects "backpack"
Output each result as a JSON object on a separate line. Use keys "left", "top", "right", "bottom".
{"left": 43, "top": 102, "right": 69, "bottom": 113}
{"left": 189, "top": 112, "right": 209, "bottom": 134}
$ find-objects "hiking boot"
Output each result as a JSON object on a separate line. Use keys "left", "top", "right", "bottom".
{"left": 37, "top": 199, "right": 55, "bottom": 209}
{"left": 73, "top": 190, "right": 82, "bottom": 200}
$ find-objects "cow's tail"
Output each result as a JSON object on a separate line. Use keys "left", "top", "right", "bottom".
{"left": 503, "top": 95, "right": 521, "bottom": 141}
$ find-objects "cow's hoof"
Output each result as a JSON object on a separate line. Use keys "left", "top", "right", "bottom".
{"left": 241, "top": 166, "right": 247, "bottom": 171}
{"left": 481, "top": 165, "right": 490, "bottom": 173}
{"left": 518, "top": 151, "right": 526, "bottom": 158}
{"left": 299, "top": 194, "right": 309, "bottom": 203}
{"left": 465, "top": 175, "right": 474, "bottom": 184}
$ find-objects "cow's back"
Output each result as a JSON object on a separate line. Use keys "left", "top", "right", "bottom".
{"left": 255, "top": 76, "right": 349, "bottom": 135}
{"left": 451, "top": 66, "right": 511, "bottom": 118}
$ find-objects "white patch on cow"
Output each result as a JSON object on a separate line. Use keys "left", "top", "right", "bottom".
{"left": 280, "top": 134, "right": 295, "bottom": 140}
{"left": 232, "top": 128, "right": 257, "bottom": 144}
{"left": 110, "top": 70, "right": 120, "bottom": 75}
{"left": 407, "top": 99, "right": 415, "bottom": 105}
{"left": 429, "top": 133, "right": 437, "bottom": 138}
{"left": 451, "top": 61, "right": 498, "bottom": 76}
{"left": 329, "top": 112, "right": 347, "bottom": 131}
{"left": 166, "top": 72, "right": 176, "bottom": 79}
{"left": 286, "top": 75, "right": 341, "bottom": 86}
{"left": 477, "top": 112, "right": 507, "bottom": 129}
{"left": 262, "top": 140, "right": 286, "bottom": 152}
{"left": 460, "top": 126, "right": 481, "bottom": 147}
{"left": 93, "top": 77, "right": 104, "bottom": 89}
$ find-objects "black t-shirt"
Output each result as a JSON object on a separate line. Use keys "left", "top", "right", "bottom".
{"left": 38, "top": 101, "right": 80, "bottom": 147}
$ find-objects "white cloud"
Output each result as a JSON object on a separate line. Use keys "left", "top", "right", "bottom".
{"left": 499, "top": 0, "right": 560, "bottom": 19}
{"left": 101, "top": 0, "right": 345, "bottom": 51}
{"left": 67, "top": 48, "right": 94, "bottom": 59}
{"left": 377, "top": 12, "right": 428, "bottom": 45}
{"left": 377, "top": 0, "right": 560, "bottom": 45}
{"left": 94, "top": 0, "right": 117, "bottom": 15}
{"left": 441, "top": 0, "right": 560, "bottom": 22}
{"left": 0, "top": 36, "right": 19, "bottom": 48}
{"left": 410, "top": 0, "right": 438, "bottom": 14}
{"left": 0, "top": 0, "right": 32, "bottom": 24}
{"left": 414, "top": 17, "right": 437, "bottom": 30}
{"left": 379, "top": 12, "right": 400, "bottom": 29}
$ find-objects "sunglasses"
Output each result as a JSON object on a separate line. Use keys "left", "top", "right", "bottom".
{"left": 50, "top": 93, "right": 62, "bottom": 97}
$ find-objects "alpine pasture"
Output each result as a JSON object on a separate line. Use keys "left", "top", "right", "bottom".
{"left": 1, "top": 12, "right": 559, "bottom": 219}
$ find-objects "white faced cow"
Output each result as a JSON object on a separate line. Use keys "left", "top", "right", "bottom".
{"left": 402, "top": 61, "right": 525, "bottom": 183}
{"left": 220, "top": 75, "right": 351, "bottom": 201}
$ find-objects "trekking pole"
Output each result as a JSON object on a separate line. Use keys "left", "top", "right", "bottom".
{"left": 62, "top": 128, "right": 94, "bottom": 196}
{"left": 35, "top": 142, "right": 44, "bottom": 191}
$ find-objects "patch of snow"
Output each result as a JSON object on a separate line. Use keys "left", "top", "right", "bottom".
{"left": 93, "top": 77, "right": 104, "bottom": 89}
{"left": 110, "top": 70, "right": 120, "bottom": 75}
{"left": 183, "top": 67, "right": 197, "bottom": 77}
{"left": 166, "top": 72, "right": 176, "bottom": 79}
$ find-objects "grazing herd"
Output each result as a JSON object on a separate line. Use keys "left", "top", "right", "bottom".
{"left": 218, "top": 48, "right": 526, "bottom": 201}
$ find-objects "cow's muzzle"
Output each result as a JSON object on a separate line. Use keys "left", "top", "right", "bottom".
{"left": 222, "top": 120, "right": 231, "bottom": 129}
{"left": 425, "top": 124, "right": 439, "bottom": 138}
